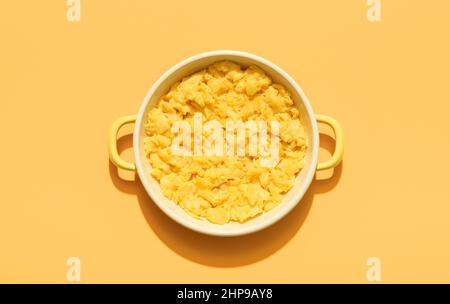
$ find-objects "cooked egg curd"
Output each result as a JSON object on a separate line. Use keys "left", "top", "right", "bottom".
{"left": 144, "top": 61, "right": 308, "bottom": 224}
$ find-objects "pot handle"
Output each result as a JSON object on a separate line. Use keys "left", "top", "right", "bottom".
{"left": 108, "top": 115, "right": 137, "bottom": 171}
{"left": 316, "top": 114, "right": 344, "bottom": 171}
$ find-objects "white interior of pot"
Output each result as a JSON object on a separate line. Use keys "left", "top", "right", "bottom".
{"left": 135, "top": 52, "right": 318, "bottom": 236}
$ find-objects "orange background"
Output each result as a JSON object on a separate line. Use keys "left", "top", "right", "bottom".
{"left": 1, "top": 1, "right": 449, "bottom": 283}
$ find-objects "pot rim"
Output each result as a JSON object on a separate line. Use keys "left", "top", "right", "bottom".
{"left": 133, "top": 50, "right": 319, "bottom": 236}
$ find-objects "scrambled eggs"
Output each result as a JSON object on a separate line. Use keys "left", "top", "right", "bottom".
{"left": 144, "top": 61, "right": 308, "bottom": 224}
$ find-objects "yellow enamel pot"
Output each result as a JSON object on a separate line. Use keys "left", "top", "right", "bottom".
{"left": 109, "top": 50, "right": 343, "bottom": 236}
